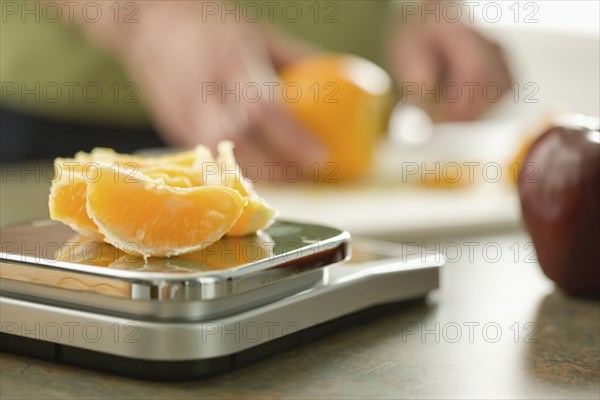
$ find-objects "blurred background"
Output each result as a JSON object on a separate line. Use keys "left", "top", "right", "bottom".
{"left": 1, "top": 0, "right": 599, "bottom": 240}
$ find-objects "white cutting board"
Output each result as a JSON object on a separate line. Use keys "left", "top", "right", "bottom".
{"left": 258, "top": 117, "right": 528, "bottom": 239}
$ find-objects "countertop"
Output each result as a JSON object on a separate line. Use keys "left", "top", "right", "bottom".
{"left": 1, "top": 163, "right": 599, "bottom": 399}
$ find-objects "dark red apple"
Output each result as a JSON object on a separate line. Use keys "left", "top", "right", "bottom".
{"left": 518, "top": 115, "right": 600, "bottom": 296}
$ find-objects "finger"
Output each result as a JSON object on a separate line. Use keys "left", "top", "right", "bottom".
{"left": 433, "top": 24, "right": 493, "bottom": 121}
{"left": 190, "top": 95, "right": 287, "bottom": 184}
{"left": 231, "top": 135, "right": 315, "bottom": 185}
{"left": 142, "top": 68, "right": 205, "bottom": 147}
{"left": 390, "top": 21, "right": 440, "bottom": 82}
{"left": 246, "top": 99, "right": 327, "bottom": 171}
{"left": 217, "top": 128, "right": 295, "bottom": 185}
{"left": 402, "top": 39, "right": 439, "bottom": 88}
{"left": 262, "top": 26, "right": 318, "bottom": 70}
{"left": 388, "top": 24, "right": 441, "bottom": 116}
{"left": 221, "top": 39, "right": 328, "bottom": 172}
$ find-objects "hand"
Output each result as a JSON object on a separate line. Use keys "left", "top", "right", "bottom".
{"left": 83, "top": 1, "right": 324, "bottom": 180}
{"left": 388, "top": 11, "right": 512, "bottom": 122}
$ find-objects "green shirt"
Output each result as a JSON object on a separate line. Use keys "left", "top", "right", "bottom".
{"left": 1, "top": 0, "right": 390, "bottom": 126}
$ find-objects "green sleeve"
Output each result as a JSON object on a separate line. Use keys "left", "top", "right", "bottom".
{"left": 0, "top": 1, "right": 391, "bottom": 126}
{"left": 0, "top": 13, "right": 149, "bottom": 126}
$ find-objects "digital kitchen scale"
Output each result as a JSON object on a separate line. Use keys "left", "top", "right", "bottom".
{"left": 0, "top": 220, "right": 442, "bottom": 380}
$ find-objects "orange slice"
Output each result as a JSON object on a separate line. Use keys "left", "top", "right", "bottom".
{"left": 50, "top": 157, "right": 145, "bottom": 239}
{"left": 216, "top": 141, "right": 255, "bottom": 196}
{"left": 142, "top": 165, "right": 196, "bottom": 188}
{"left": 216, "top": 142, "right": 278, "bottom": 236}
{"left": 86, "top": 164, "right": 246, "bottom": 258}
{"left": 49, "top": 176, "right": 102, "bottom": 240}
{"left": 49, "top": 147, "right": 214, "bottom": 237}
{"left": 227, "top": 196, "right": 278, "bottom": 236}
{"left": 74, "top": 147, "right": 199, "bottom": 168}
{"left": 49, "top": 143, "right": 278, "bottom": 254}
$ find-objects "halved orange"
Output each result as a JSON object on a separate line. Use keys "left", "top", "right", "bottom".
{"left": 86, "top": 164, "right": 246, "bottom": 257}
{"left": 280, "top": 54, "right": 392, "bottom": 181}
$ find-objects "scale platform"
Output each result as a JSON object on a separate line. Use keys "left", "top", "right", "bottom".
{"left": 0, "top": 220, "right": 442, "bottom": 380}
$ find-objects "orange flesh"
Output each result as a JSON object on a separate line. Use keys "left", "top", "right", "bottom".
{"left": 49, "top": 144, "right": 278, "bottom": 257}
{"left": 86, "top": 165, "right": 246, "bottom": 257}
{"left": 49, "top": 177, "right": 100, "bottom": 239}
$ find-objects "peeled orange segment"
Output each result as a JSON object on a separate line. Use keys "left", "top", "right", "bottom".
{"left": 49, "top": 175, "right": 102, "bottom": 240}
{"left": 153, "top": 148, "right": 199, "bottom": 167}
{"left": 141, "top": 161, "right": 228, "bottom": 188}
{"left": 216, "top": 141, "right": 255, "bottom": 196}
{"left": 49, "top": 146, "right": 216, "bottom": 238}
{"left": 216, "top": 142, "right": 278, "bottom": 235}
{"left": 49, "top": 143, "right": 278, "bottom": 252}
{"left": 49, "top": 158, "right": 100, "bottom": 238}
{"left": 142, "top": 165, "right": 198, "bottom": 188}
{"left": 86, "top": 164, "right": 247, "bottom": 258}
{"left": 75, "top": 147, "right": 200, "bottom": 168}
{"left": 227, "top": 197, "right": 278, "bottom": 237}
{"left": 142, "top": 172, "right": 194, "bottom": 188}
